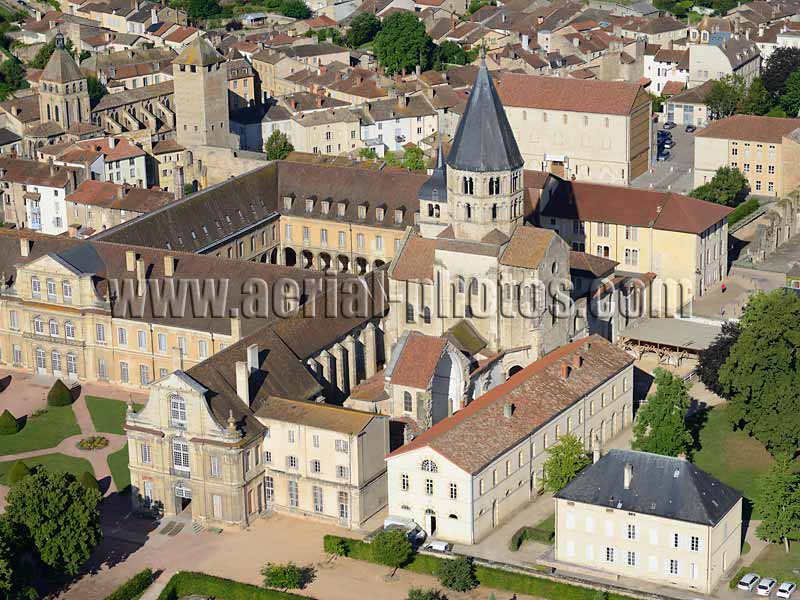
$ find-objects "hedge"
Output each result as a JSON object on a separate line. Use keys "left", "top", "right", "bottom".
{"left": 322, "top": 535, "right": 634, "bottom": 600}
{"left": 728, "top": 197, "right": 760, "bottom": 226}
{"left": 0, "top": 409, "right": 19, "bottom": 435}
{"left": 156, "top": 571, "right": 311, "bottom": 600}
{"left": 47, "top": 379, "right": 73, "bottom": 407}
{"left": 509, "top": 525, "right": 554, "bottom": 551}
{"left": 103, "top": 568, "right": 154, "bottom": 600}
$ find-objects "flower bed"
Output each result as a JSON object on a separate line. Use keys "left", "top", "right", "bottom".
{"left": 77, "top": 436, "right": 109, "bottom": 450}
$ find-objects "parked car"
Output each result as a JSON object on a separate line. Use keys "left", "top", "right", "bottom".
{"left": 757, "top": 578, "right": 777, "bottom": 596}
{"left": 738, "top": 573, "right": 761, "bottom": 591}
{"left": 663, "top": 121, "right": 676, "bottom": 129}
{"left": 777, "top": 582, "right": 796, "bottom": 599}
{"left": 686, "top": 124, "right": 697, "bottom": 133}
{"left": 657, "top": 151, "right": 671, "bottom": 161}
{"left": 662, "top": 139, "right": 675, "bottom": 149}
{"left": 422, "top": 540, "right": 452, "bottom": 554}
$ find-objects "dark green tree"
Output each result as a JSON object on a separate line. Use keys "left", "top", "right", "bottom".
{"left": 264, "top": 130, "right": 294, "bottom": 160}
{"left": 689, "top": 166, "right": 748, "bottom": 206}
{"left": 280, "top": 0, "right": 311, "bottom": 19}
{"left": 706, "top": 74, "right": 746, "bottom": 119}
{"left": 631, "top": 368, "right": 693, "bottom": 457}
{"left": 6, "top": 469, "right": 102, "bottom": 575}
{"left": 186, "top": 0, "right": 221, "bottom": 20}
{"left": 87, "top": 75, "right": 106, "bottom": 107}
{"left": 408, "top": 589, "right": 446, "bottom": 600}
{"left": 467, "top": 0, "right": 488, "bottom": 14}
{"left": 780, "top": 69, "right": 800, "bottom": 117}
{"left": 371, "top": 529, "right": 412, "bottom": 569}
{"left": 374, "top": 12, "right": 433, "bottom": 75}
{"left": 754, "top": 456, "right": 800, "bottom": 552}
{"left": 0, "top": 410, "right": 18, "bottom": 435}
{"left": 29, "top": 37, "right": 75, "bottom": 69}
{"left": 78, "top": 50, "right": 91, "bottom": 62}
{"left": 762, "top": 47, "right": 800, "bottom": 99}
{"left": 542, "top": 433, "right": 590, "bottom": 492}
{"left": 47, "top": 379, "right": 73, "bottom": 406}
{"left": 740, "top": 77, "right": 773, "bottom": 115}
{"left": 402, "top": 146, "right": 426, "bottom": 170}
{"left": 261, "top": 562, "right": 306, "bottom": 589}
{"left": 358, "top": 147, "right": 378, "bottom": 160}
{"left": 696, "top": 321, "right": 740, "bottom": 396}
{"left": 433, "top": 41, "right": 467, "bottom": 69}
{"left": 347, "top": 12, "right": 381, "bottom": 48}
{"left": 767, "top": 106, "right": 789, "bottom": 117}
{"left": 79, "top": 471, "right": 100, "bottom": 493}
{"left": 437, "top": 556, "right": 478, "bottom": 592}
{"left": 719, "top": 289, "right": 800, "bottom": 456}
{"left": 6, "top": 461, "right": 30, "bottom": 485}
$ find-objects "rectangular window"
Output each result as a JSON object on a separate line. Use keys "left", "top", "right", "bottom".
{"left": 157, "top": 333, "right": 167, "bottom": 352}
{"left": 138, "top": 330, "right": 147, "bottom": 350}
{"left": 139, "top": 365, "right": 149, "bottom": 385}
{"left": 338, "top": 231, "right": 346, "bottom": 249}
{"left": 335, "top": 439, "right": 349, "bottom": 453}
{"left": 690, "top": 535, "right": 700, "bottom": 552}
{"left": 198, "top": 340, "right": 208, "bottom": 359}
{"left": 140, "top": 443, "right": 151, "bottom": 464}
{"left": 312, "top": 434, "right": 320, "bottom": 448}
{"left": 401, "top": 473, "right": 409, "bottom": 490}
{"left": 625, "top": 225, "right": 637, "bottom": 241}
{"left": 449, "top": 483, "right": 457, "bottom": 499}
{"left": 211, "top": 455, "right": 221, "bottom": 477}
{"left": 120, "top": 361, "right": 129, "bottom": 383}
{"left": 96, "top": 323, "right": 106, "bottom": 342}
{"left": 624, "top": 248, "right": 639, "bottom": 267}
{"left": 627, "top": 523, "right": 636, "bottom": 540}
{"left": 627, "top": 551, "right": 636, "bottom": 567}
{"left": 313, "top": 486, "right": 323, "bottom": 512}
{"left": 265, "top": 476, "right": 274, "bottom": 501}
{"left": 336, "top": 465, "right": 349, "bottom": 479}
{"left": 605, "top": 547, "right": 615, "bottom": 563}
{"left": 46, "top": 279, "right": 56, "bottom": 300}
{"left": 425, "top": 478, "right": 433, "bottom": 495}
{"left": 672, "top": 532, "right": 680, "bottom": 548}
{"left": 287, "top": 455, "right": 298, "bottom": 469}
{"left": 288, "top": 481, "right": 298, "bottom": 507}
{"left": 338, "top": 491, "right": 349, "bottom": 519}
{"left": 117, "top": 327, "right": 127, "bottom": 346}
{"left": 288, "top": 430, "right": 295, "bottom": 443}
{"left": 669, "top": 559, "right": 679, "bottom": 575}
{"left": 8, "top": 310, "right": 17, "bottom": 330}
{"left": 172, "top": 439, "right": 189, "bottom": 470}
{"left": 31, "top": 277, "right": 41, "bottom": 298}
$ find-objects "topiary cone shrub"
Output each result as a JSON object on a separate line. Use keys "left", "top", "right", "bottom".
{"left": 7, "top": 461, "right": 31, "bottom": 484}
{"left": 0, "top": 409, "right": 19, "bottom": 434}
{"left": 79, "top": 471, "right": 100, "bottom": 493}
{"left": 47, "top": 379, "right": 73, "bottom": 407}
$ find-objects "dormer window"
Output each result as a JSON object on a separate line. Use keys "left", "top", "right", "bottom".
{"left": 337, "top": 203, "right": 346, "bottom": 217}
{"left": 358, "top": 205, "right": 366, "bottom": 219}
{"left": 376, "top": 207, "right": 385, "bottom": 221}
{"left": 305, "top": 198, "right": 314, "bottom": 213}
{"left": 283, "top": 196, "right": 293, "bottom": 210}
{"left": 394, "top": 209, "right": 403, "bottom": 224}
{"left": 321, "top": 200, "right": 330, "bottom": 214}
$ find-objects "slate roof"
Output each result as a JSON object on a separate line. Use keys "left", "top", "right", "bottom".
{"left": 174, "top": 37, "right": 224, "bottom": 67}
{"left": 447, "top": 58, "right": 524, "bottom": 173}
{"left": 555, "top": 449, "right": 742, "bottom": 526}
{"left": 0, "top": 128, "right": 21, "bottom": 146}
{"left": 388, "top": 336, "right": 633, "bottom": 473}
{"left": 42, "top": 47, "right": 85, "bottom": 84}
{"left": 418, "top": 144, "right": 447, "bottom": 203}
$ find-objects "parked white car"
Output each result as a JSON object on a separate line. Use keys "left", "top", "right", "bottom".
{"left": 739, "top": 574, "right": 761, "bottom": 591}
{"left": 422, "top": 540, "right": 452, "bottom": 554}
{"left": 757, "top": 578, "right": 777, "bottom": 596}
{"left": 777, "top": 582, "right": 797, "bottom": 599}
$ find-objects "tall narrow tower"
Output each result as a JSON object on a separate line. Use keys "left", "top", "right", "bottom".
{"left": 173, "top": 37, "right": 233, "bottom": 149}
{"left": 444, "top": 57, "right": 525, "bottom": 242}
{"left": 39, "top": 33, "right": 90, "bottom": 130}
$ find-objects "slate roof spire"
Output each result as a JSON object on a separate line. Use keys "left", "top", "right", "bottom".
{"left": 446, "top": 56, "right": 523, "bottom": 173}
{"left": 41, "top": 32, "right": 85, "bottom": 84}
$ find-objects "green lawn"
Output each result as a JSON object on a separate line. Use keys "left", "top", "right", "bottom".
{"left": 108, "top": 443, "right": 130, "bottom": 492}
{"left": 690, "top": 405, "right": 775, "bottom": 519}
{"left": 0, "top": 406, "right": 79, "bottom": 455}
{"left": 0, "top": 453, "right": 94, "bottom": 484}
{"left": 86, "top": 396, "right": 142, "bottom": 435}
{"left": 534, "top": 513, "right": 555, "bottom": 535}
{"left": 747, "top": 543, "right": 800, "bottom": 583}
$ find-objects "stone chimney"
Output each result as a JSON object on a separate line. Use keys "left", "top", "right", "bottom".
{"left": 560, "top": 362, "right": 570, "bottom": 379}
{"left": 116, "top": 185, "right": 126, "bottom": 201}
{"left": 163, "top": 255, "right": 176, "bottom": 276}
{"left": 48, "top": 157, "right": 55, "bottom": 176}
{"left": 246, "top": 343, "right": 259, "bottom": 372}
{"left": 235, "top": 361, "right": 250, "bottom": 405}
{"left": 109, "top": 137, "right": 117, "bottom": 149}
{"left": 572, "top": 354, "right": 582, "bottom": 369}
{"left": 503, "top": 402, "right": 514, "bottom": 418}
{"left": 19, "top": 238, "right": 30, "bottom": 257}
{"left": 230, "top": 310, "right": 242, "bottom": 340}
{"left": 623, "top": 462, "right": 633, "bottom": 490}
{"left": 125, "top": 249, "right": 136, "bottom": 271}
{"left": 135, "top": 257, "right": 145, "bottom": 297}
{"left": 151, "top": 6, "right": 157, "bottom": 22}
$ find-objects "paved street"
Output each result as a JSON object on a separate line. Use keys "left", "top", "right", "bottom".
{"left": 632, "top": 125, "right": 699, "bottom": 195}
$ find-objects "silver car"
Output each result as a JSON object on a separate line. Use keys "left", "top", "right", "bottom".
{"left": 777, "top": 582, "right": 796, "bottom": 599}
{"left": 738, "top": 573, "right": 760, "bottom": 591}
{"left": 757, "top": 578, "right": 777, "bottom": 596}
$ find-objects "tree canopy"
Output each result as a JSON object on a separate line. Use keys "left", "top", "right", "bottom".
{"left": 281, "top": 0, "right": 311, "bottom": 19}
{"left": 29, "top": 37, "right": 76, "bottom": 69}
{"left": 542, "top": 434, "right": 590, "bottom": 492}
{"left": 779, "top": 69, "right": 800, "bottom": 117}
{"left": 739, "top": 77, "right": 773, "bottom": 115}
{"left": 432, "top": 41, "right": 468, "bottom": 70}
{"left": 5, "top": 469, "right": 102, "bottom": 575}
{"left": 374, "top": 12, "right": 433, "bottom": 75}
{"left": 347, "top": 12, "right": 381, "bottom": 48}
{"left": 754, "top": 456, "right": 800, "bottom": 552}
{"left": 437, "top": 556, "right": 478, "bottom": 592}
{"left": 264, "top": 130, "right": 294, "bottom": 160}
{"left": 87, "top": 75, "right": 107, "bottom": 107}
{"left": 706, "top": 74, "right": 746, "bottom": 120}
{"left": 696, "top": 321, "right": 740, "bottom": 397}
{"left": 371, "top": 529, "right": 412, "bottom": 569}
{"left": 762, "top": 47, "right": 800, "bottom": 99}
{"left": 718, "top": 289, "right": 800, "bottom": 456}
{"left": 631, "top": 368, "right": 693, "bottom": 457}
{"left": 689, "top": 166, "right": 748, "bottom": 206}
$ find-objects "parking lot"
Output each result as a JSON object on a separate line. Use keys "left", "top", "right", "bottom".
{"left": 631, "top": 123, "right": 699, "bottom": 195}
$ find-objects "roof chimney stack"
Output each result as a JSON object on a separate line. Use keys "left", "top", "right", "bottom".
{"left": 572, "top": 354, "right": 582, "bottom": 369}
{"left": 503, "top": 402, "right": 514, "bottom": 418}
{"left": 560, "top": 362, "right": 570, "bottom": 379}
{"left": 235, "top": 361, "right": 250, "bottom": 405}
{"left": 125, "top": 249, "right": 136, "bottom": 271}
{"left": 135, "top": 258, "right": 146, "bottom": 297}
{"left": 623, "top": 462, "right": 633, "bottom": 490}
{"left": 163, "top": 255, "right": 176, "bottom": 276}
{"left": 19, "top": 238, "right": 30, "bottom": 257}
{"left": 246, "top": 343, "right": 259, "bottom": 372}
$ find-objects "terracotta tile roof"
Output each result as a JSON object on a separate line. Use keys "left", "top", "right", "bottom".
{"left": 660, "top": 80, "right": 685, "bottom": 96}
{"left": 255, "top": 396, "right": 377, "bottom": 434}
{"left": 653, "top": 48, "right": 687, "bottom": 63}
{"left": 348, "top": 369, "right": 387, "bottom": 401}
{"left": 541, "top": 179, "right": 733, "bottom": 234}
{"left": 301, "top": 15, "right": 337, "bottom": 27}
{"left": 152, "top": 139, "right": 185, "bottom": 154}
{"left": 76, "top": 136, "right": 146, "bottom": 162}
{"left": 391, "top": 235, "right": 437, "bottom": 281}
{"left": 495, "top": 74, "right": 645, "bottom": 115}
{"left": 388, "top": 335, "right": 633, "bottom": 473}
{"left": 0, "top": 93, "right": 41, "bottom": 124}
{"left": 67, "top": 180, "right": 173, "bottom": 212}
{"left": 164, "top": 26, "right": 199, "bottom": 43}
{"left": 570, "top": 250, "right": 618, "bottom": 277}
{"left": 695, "top": 114, "right": 800, "bottom": 144}
{"left": 0, "top": 156, "right": 71, "bottom": 187}
{"left": 389, "top": 332, "right": 448, "bottom": 388}
{"left": 499, "top": 227, "right": 557, "bottom": 269}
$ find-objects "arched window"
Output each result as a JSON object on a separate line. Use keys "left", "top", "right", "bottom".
{"left": 434, "top": 205, "right": 440, "bottom": 218}
{"left": 66, "top": 353, "right": 77, "bottom": 375}
{"left": 491, "top": 204, "right": 498, "bottom": 221}
{"left": 470, "top": 278, "right": 478, "bottom": 295}
{"left": 170, "top": 393, "right": 187, "bottom": 427}
{"left": 48, "top": 319, "right": 58, "bottom": 336}
{"left": 35, "top": 347, "right": 46, "bottom": 370}
{"left": 65, "top": 321, "right": 75, "bottom": 339}
{"left": 405, "top": 303, "right": 415, "bottom": 323}
{"left": 422, "top": 306, "right": 431, "bottom": 324}
{"left": 456, "top": 276, "right": 465, "bottom": 293}
{"left": 33, "top": 315, "right": 43, "bottom": 334}
{"left": 427, "top": 203, "right": 434, "bottom": 217}
{"left": 51, "top": 350, "right": 61, "bottom": 372}
{"left": 421, "top": 459, "right": 438, "bottom": 473}
{"left": 403, "top": 391, "right": 412, "bottom": 412}
{"left": 465, "top": 204, "right": 472, "bottom": 220}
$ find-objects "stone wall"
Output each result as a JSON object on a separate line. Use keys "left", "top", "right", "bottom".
{"left": 737, "top": 191, "right": 800, "bottom": 266}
